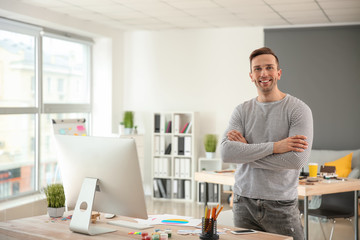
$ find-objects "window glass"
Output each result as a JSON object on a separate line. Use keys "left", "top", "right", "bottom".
{"left": 39, "top": 113, "right": 90, "bottom": 188}
{"left": 0, "top": 20, "right": 92, "bottom": 201}
{"left": 42, "top": 37, "right": 90, "bottom": 104}
{"left": 0, "top": 114, "right": 35, "bottom": 200}
{"left": 0, "top": 30, "right": 35, "bottom": 107}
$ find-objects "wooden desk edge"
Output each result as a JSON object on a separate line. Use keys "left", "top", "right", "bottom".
{"left": 0, "top": 212, "right": 293, "bottom": 240}
{"left": 195, "top": 171, "right": 360, "bottom": 197}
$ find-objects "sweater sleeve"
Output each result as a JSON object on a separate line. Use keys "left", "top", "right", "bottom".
{"left": 221, "top": 106, "right": 274, "bottom": 163}
{"left": 248, "top": 104, "right": 313, "bottom": 170}
{"left": 221, "top": 101, "right": 313, "bottom": 170}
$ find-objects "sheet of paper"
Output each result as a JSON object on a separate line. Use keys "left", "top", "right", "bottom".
{"left": 135, "top": 214, "right": 202, "bottom": 227}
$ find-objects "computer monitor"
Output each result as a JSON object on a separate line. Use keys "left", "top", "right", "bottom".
{"left": 54, "top": 135, "right": 148, "bottom": 235}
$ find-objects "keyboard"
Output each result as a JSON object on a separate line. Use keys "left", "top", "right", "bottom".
{"left": 107, "top": 220, "right": 153, "bottom": 230}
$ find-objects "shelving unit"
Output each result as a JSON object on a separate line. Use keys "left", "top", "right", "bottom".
{"left": 152, "top": 112, "right": 197, "bottom": 201}
{"left": 197, "top": 157, "right": 222, "bottom": 205}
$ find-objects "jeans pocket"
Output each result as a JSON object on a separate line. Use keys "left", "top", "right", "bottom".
{"left": 275, "top": 199, "right": 297, "bottom": 207}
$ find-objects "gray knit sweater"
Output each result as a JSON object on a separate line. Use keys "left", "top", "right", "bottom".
{"left": 221, "top": 94, "right": 313, "bottom": 201}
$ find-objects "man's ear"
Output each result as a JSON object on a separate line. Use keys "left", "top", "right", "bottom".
{"left": 277, "top": 69, "right": 282, "bottom": 80}
{"left": 249, "top": 72, "right": 255, "bottom": 82}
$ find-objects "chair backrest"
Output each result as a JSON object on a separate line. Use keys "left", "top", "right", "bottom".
{"left": 319, "top": 191, "right": 355, "bottom": 215}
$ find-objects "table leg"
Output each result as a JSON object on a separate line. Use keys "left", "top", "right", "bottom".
{"left": 355, "top": 191, "right": 358, "bottom": 240}
{"left": 304, "top": 196, "right": 309, "bottom": 240}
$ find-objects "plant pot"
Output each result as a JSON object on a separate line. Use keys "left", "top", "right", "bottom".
{"left": 206, "top": 152, "right": 215, "bottom": 159}
{"left": 124, "top": 128, "right": 133, "bottom": 135}
{"left": 47, "top": 207, "right": 65, "bottom": 218}
{"left": 118, "top": 124, "right": 124, "bottom": 135}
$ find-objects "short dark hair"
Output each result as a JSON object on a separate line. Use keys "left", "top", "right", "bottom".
{"left": 249, "top": 47, "right": 279, "bottom": 71}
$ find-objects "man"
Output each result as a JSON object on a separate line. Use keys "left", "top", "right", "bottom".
{"left": 221, "top": 47, "right": 313, "bottom": 240}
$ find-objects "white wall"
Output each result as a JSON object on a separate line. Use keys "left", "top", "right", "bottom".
{"left": 1, "top": 0, "right": 264, "bottom": 195}
{"left": 119, "top": 27, "right": 264, "bottom": 193}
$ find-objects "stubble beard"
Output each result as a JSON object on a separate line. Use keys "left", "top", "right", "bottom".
{"left": 256, "top": 77, "right": 276, "bottom": 93}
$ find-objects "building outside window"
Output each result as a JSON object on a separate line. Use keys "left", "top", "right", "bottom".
{"left": 0, "top": 18, "right": 92, "bottom": 200}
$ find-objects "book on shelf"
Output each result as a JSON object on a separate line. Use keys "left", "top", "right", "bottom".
{"left": 154, "top": 136, "right": 160, "bottom": 155}
{"left": 154, "top": 158, "right": 171, "bottom": 177}
{"left": 165, "top": 179, "right": 171, "bottom": 199}
{"left": 160, "top": 114, "right": 166, "bottom": 133}
{"left": 165, "top": 143, "right": 171, "bottom": 155}
{"left": 180, "top": 158, "right": 191, "bottom": 178}
{"left": 199, "top": 182, "right": 205, "bottom": 202}
{"left": 208, "top": 183, "right": 214, "bottom": 202}
{"left": 184, "top": 180, "right": 191, "bottom": 200}
{"left": 180, "top": 122, "right": 189, "bottom": 133}
{"left": 172, "top": 179, "right": 178, "bottom": 198}
{"left": 165, "top": 121, "right": 172, "bottom": 133}
{"left": 174, "top": 115, "right": 180, "bottom": 134}
{"left": 178, "top": 137, "right": 184, "bottom": 155}
{"left": 197, "top": 183, "right": 219, "bottom": 203}
{"left": 185, "top": 121, "right": 192, "bottom": 133}
{"left": 153, "top": 157, "right": 159, "bottom": 176}
{"left": 153, "top": 179, "right": 161, "bottom": 198}
{"left": 173, "top": 137, "right": 178, "bottom": 155}
{"left": 157, "top": 179, "right": 166, "bottom": 198}
{"left": 184, "top": 158, "right": 191, "bottom": 178}
{"left": 174, "top": 158, "right": 180, "bottom": 178}
{"left": 154, "top": 114, "right": 160, "bottom": 133}
{"left": 177, "top": 180, "right": 185, "bottom": 199}
{"left": 160, "top": 136, "right": 165, "bottom": 155}
{"left": 163, "top": 158, "right": 171, "bottom": 177}
{"left": 184, "top": 136, "right": 191, "bottom": 156}
{"left": 214, "top": 184, "right": 219, "bottom": 202}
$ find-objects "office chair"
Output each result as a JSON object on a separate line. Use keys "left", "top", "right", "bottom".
{"left": 299, "top": 191, "right": 355, "bottom": 240}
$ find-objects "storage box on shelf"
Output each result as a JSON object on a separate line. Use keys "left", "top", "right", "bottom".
{"left": 197, "top": 158, "right": 222, "bottom": 205}
{"left": 152, "top": 112, "right": 197, "bottom": 201}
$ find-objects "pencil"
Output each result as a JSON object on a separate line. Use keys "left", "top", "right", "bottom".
{"left": 212, "top": 207, "right": 216, "bottom": 219}
{"left": 214, "top": 205, "right": 223, "bottom": 220}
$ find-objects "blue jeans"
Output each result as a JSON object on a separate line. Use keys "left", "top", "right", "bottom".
{"left": 232, "top": 194, "right": 304, "bottom": 240}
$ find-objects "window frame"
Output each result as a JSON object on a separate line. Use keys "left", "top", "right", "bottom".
{"left": 0, "top": 18, "right": 93, "bottom": 201}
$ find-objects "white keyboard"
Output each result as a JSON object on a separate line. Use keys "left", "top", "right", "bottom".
{"left": 107, "top": 220, "right": 153, "bottom": 230}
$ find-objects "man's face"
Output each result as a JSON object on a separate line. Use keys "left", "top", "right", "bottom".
{"left": 249, "top": 54, "right": 282, "bottom": 93}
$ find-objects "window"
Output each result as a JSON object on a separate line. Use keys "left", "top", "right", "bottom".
{"left": 0, "top": 19, "right": 92, "bottom": 200}
{"left": 42, "top": 36, "right": 90, "bottom": 104}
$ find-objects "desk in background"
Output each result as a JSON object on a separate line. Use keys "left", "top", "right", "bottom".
{"left": 0, "top": 212, "right": 292, "bottom": 240}
{"left": 194, "top": 171, "right": 360, "bottom": 240}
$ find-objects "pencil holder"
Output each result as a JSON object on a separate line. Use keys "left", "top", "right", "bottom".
{"left": 199, "top": 217, "right": 219, "bottom": 240}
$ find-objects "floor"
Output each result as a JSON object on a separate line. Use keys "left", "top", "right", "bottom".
{"left": 145, "top": 194, "right": 357, "bottom": 240}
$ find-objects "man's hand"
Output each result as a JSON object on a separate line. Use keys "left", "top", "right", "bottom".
{"left": 273, "top": 135, "right": 308, "bottom": 153}
{"left": 227, "top": 130, "right": 248, "bottom": 144}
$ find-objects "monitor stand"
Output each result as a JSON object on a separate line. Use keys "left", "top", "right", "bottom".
{"left": 69, "top": 177, "right": 116, "bottom": 235}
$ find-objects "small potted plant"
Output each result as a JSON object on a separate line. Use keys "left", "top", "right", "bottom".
{"left": 204, "top": 134, "right": 218, "bottom": 159}
{"left": 118, "top": 121, "right": 124, "bottom": 135}
{"left": 123, "top": 111, "right": 134, "bottom": 134}
{"left": 44, "top": 183, "right": 66, "bottom": 218}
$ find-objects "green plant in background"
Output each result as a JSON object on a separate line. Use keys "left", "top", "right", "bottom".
{"left": 44, "top": 184, "right": 65, "bottom": 208}
{"left": 123, "top": 111, "right": 134, "bottom": 129}
{"left": 204, "top": 134, "right": 218, "bottom": 153}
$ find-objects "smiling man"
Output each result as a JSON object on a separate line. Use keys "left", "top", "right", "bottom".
{"left": 221, "top": 47, "right": 313, "bottom": 240}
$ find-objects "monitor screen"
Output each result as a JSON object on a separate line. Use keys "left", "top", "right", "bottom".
{"left": 54, "top": 135, "right": 148, "bottom": 235}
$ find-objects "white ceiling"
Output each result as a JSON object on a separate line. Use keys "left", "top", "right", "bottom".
{"left": 19, "top": 0, "right": 360, "bottom": 31}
